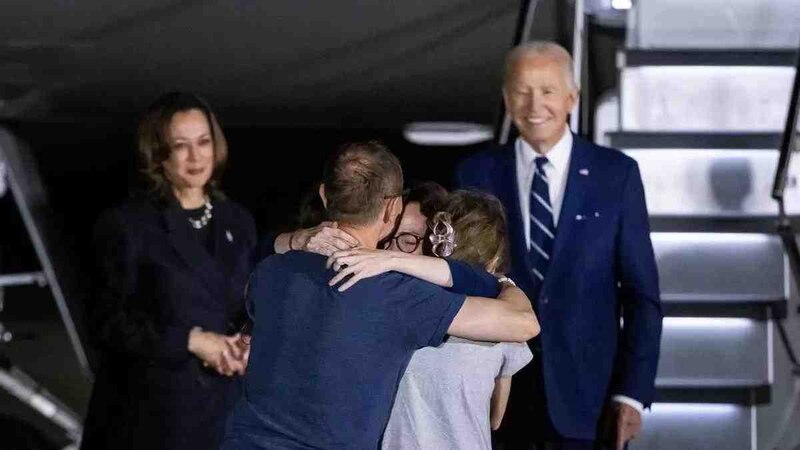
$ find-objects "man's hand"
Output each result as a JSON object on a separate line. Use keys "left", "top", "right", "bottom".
{"left": 602, "top": 402, "right": 642, "bottom": 449}
{"left": 227, "top": 333, "right": 251, "bottom": 372}
{"left": 294, "top": 222, "right": 360, "bottom": 256}
{"left": 327, "top": 248, "right": 401, "bottom": 291}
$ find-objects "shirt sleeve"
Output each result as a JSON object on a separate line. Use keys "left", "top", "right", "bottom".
{"left": 446, "top": 259, "right": 501, "bottom": 298}
{"left": 498, "top": 342, "right": 533, "bottom": 377}
{"left": 401, "top": 277, "right": 466, "bottom": 350}
{"left": 612, "top": 395, "right": 645, "bottom": 414}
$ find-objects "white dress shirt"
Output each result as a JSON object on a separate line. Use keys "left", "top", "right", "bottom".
{"left": 515, "top": 128, "right": 572, "bottom": 249}
{"left": 514, "top": 128, "right": 645, "bottom": 414}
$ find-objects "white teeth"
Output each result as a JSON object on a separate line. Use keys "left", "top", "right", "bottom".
{"left": 527, "top": 118, "right": 547, "bottom": 125}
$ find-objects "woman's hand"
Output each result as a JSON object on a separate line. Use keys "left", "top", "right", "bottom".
{"left": 326, "top": 248, "right": 402, "bottom": 291}
{"left": 188, "top": 328, "right": 247, "bottom": 376}
{"left": 230, "top": 333, "right": 251, "bottom": 370}
{"left": 294, "top": 222, "right": 360, "bottom": 256}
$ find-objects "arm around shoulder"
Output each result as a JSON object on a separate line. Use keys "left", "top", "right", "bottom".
{"left": 447, "top": 283, "right": 539, "bottom": 343}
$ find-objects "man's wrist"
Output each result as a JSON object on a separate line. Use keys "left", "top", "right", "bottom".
{"left": 613, "top": 395, "right": 644, "bottom": 414}
{"left": 274, "top": 232, "right": 293, "bottom": 254}
{"left": 497, "top": 276, "right": 516, "bottom": 287}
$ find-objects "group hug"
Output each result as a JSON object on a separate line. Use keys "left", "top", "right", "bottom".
{"left": 79, "top": 41, "right": 663, "bottom": 450}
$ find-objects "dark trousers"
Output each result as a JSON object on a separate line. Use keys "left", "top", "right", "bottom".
{"left": 493, "top": 342, "right": 612, "bottom": 450}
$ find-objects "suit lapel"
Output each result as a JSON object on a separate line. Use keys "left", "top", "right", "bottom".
{"left": 211, "top": 200, "right": 240, "bottom": 281}
{"left": 162, "top": 202, "right": 228, "bottom": 302}
{"left": 547, "top": 135, "right": 593, "bottom": 277}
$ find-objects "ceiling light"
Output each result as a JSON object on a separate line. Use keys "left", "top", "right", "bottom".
{"left": 611, "top": 0, "right": 632, "bottom": 10}
{"left": 403, "top": 122, "right": 494, "bottom": 146}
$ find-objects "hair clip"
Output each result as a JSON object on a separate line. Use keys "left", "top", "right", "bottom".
{"left": 429, "top": 211, "right": 457, "bottom": 257}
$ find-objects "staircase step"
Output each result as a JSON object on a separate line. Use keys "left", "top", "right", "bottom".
{"left": 632, "top": 403, "right": 754, "bottom": 449}
{"left": 657, "top": 318, "right": 770, "bottom": 391}
{"left": 662, "top": 295, "right": 785, "bottom": 319}
{"left": 628, "top": 0, "right": 800, "bottom": 49}
{"left": 656, "top": 382, "right": 770, "bottom": 405}
{"left": 623, "top": 149, "right": 800, "bottom": 217}
{"left": 635, "top": 403, "right": 755, "bottom": 449}
{"left": 648, "top": 216, "right": 797, "bottom": 233}
{"left": 609, "top": 131, "right": 783, "bottom": 149}
{"left": 653, "top": 233, "right": 784, "bottom": 301}
{"left": 621, "top": 49, "right": 798, "bottom": 67}
{"left": 620, "top": 65, "right": 795, "bottom": 131}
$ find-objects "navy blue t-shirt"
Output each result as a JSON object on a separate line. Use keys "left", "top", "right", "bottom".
{"left": 222, "top": 251, "right": 466, "bottom": 450}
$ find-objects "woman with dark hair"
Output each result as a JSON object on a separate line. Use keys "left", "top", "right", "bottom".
{"left": 80, "top": 92, "right": 256, "bottom": 450}
{"left": 257, "top": 180, "right": 446, "bottom": 262}
{"left": 380, "top": 180, "right": 449, "bottom": 257}
{"left": 326, "top": 190, "right": 534, "bottom": 450}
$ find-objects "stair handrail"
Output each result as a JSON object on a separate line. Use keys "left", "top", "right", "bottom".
{"left": 495, "top": 0, "right": 540, "bottom": 145}
{"left": 770, "top": 41, "right": 800, "bottom": 369}
{"left": 767, "top": 38, "right": 800, "bottom": 450}
{"left": 771, "top": 44, "right": 800, "bottom": 204}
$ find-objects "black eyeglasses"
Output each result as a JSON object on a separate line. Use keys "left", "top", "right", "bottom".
{"left": 381, "top": 232, "right": 425, "bottom": 254}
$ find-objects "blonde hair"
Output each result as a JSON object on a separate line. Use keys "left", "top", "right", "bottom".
{"left": 441, "top": 190, "right": 508, "bottom": 273}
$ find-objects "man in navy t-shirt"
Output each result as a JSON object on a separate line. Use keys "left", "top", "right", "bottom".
{"left": 222, "top": 141, "right": 539, "bottom": 450}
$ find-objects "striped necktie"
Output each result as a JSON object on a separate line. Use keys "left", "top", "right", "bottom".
{"left": 528, "top": 156, "right": 555, "bottom": 292}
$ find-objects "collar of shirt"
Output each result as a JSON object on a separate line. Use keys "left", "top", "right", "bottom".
{"left": 516, "top": 127, "right": 572, "bottom": 179}
{"left": 515, "top": 127, "right": 573, "bottom": 246}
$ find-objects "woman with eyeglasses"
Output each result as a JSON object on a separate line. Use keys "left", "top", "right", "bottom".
{"left": 258, "top": 180, "right": 447, "bottom": 262}
{"left": 326, "top": 190, "right": 535, "bottom": 450}
{"left": 380, "top": 181, "right": 448, "bottom": 255}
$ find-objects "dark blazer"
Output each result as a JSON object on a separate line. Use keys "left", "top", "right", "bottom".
{"left": 80, "top": 196, "right": 256, "bottom": 450}
{"left": 454, "top": 135, "right": 662, "bottom": 440}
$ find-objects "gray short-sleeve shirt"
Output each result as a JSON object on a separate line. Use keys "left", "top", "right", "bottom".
{"left": 381, "top": 337, "right": 533, "bottom": 450}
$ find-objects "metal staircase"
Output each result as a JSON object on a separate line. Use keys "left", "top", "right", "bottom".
{"left": 599, "top": 0, "right": 800, "bottom": 448}
{"left": 0, "top": 128, "right": 89, "bottom": 447}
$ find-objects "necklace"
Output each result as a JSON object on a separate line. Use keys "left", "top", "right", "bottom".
{"left": 187, "top": 198, "right": 213, "bottom": 229}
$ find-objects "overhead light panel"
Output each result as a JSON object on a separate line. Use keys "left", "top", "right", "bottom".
{"left": 611, "top": 0, "right": 632, "bottom": 10}
{"left": 403, "top": 122, "right": 493, "bottom": 146}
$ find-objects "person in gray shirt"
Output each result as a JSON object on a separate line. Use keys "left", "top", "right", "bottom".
{"left": 327, "top": 190, "right": 534, "bottom": 449}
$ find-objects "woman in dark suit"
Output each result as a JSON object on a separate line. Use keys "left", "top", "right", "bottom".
{"left": 80, "top": 92, "right": 256, "bottom": 450}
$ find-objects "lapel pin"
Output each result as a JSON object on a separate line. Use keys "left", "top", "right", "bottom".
{"left": 226, "top": 230, "right": 233, "bottom": 242}
{"left": 576, "top": 214, "right": 584, "bottom": 221}
{"left": 594, "top": 212, "right": 600, "bottom": 217}
{"left": 579, "top": 168, "right": 589, "bottom": 176}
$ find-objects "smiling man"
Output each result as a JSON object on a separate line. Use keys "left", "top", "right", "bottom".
{"left": 454, "top": 42, "right": 663, "bottom": 450}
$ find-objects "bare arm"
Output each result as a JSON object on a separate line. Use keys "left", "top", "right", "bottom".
{"left": 273, "top": 222, "right": 360, "bottom": 255}
{"left": 490, "top": 377, "right": 512, "bottom": 430}
{"left": 447, "top": 283, "right": 539, "bottom": 343}
{"left": 327, "top": 249, "right": 453, "bottom": 291}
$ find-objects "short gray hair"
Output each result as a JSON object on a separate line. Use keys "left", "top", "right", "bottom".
{"left": 504, "top": 41, "right": 578, "bottom": 91}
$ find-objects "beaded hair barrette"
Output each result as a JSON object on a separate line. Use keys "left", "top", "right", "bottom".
{"left": 429, "top": 211, "right": 457, "bottom": 258}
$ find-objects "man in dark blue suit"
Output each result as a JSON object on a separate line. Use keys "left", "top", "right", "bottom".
{"left": 454, "top": 42, "right": 663, "bottom": 450}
